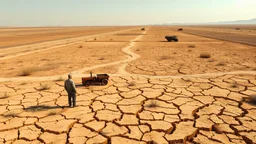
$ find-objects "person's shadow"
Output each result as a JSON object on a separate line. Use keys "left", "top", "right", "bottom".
{"left": 24, "top": 105, "right": 66, "bottom": 112}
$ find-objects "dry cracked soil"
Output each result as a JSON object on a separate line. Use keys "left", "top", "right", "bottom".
{"left": 0, "top": 26, "right": 256, "bottom": 144}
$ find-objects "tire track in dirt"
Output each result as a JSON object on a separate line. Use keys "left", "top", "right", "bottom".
{"left": 69, "top": 28, "right": 148, "bottom": 75}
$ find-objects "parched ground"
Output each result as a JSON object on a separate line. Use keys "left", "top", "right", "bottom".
{"left": 0, "top": 28, "right": 145, "bottom": 77}
{"left": 0, "top": 26, "right": 256, "bottom": 144}
{"left": 0, "top": 26, "right": 134, "bottom": 48}
{"left": 0, "top": 42, "right": 128, "bottom": 77}
{"left": 0, "top": 74, "right": 256, "bottom": 144}
{"left": 170, "top": 25, "right": 256, "bottom": 46}
{"left": 127, "top": 27, "right": 256, "bottom": 76}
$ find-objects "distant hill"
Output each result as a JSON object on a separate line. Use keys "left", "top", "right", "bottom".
{"left": 164, "top": 18, "right": 256, "bottom": 25}
{"left": 216, "top": 18, "right": 256, "bottom": 24}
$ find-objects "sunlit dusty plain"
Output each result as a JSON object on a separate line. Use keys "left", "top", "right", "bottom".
{"left": 0, "top": 25, "right": 256, "bottom": 144}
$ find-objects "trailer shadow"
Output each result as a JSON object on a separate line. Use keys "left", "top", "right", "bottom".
{"left": 76, "top": 83, "right": 105, "bottom": 88}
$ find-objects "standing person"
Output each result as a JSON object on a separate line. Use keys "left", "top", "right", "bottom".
{"left": 64, "top": 74, "right": 77, "bottom": 108}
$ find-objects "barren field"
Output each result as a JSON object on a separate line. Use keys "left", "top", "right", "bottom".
{"left": 0, "top": 26, "right": 135, "bottom": 48}
{"left": 127, "top": 27, "right": 256, "bottom": 76}
{"left": 0, "top": 26, "right": 256, "bottom": 144}
{"left": 170, "top": 25, "right": 256, "bottom": 46}
{"left": 183, "top": 24, "right": 256, "bottom": 30}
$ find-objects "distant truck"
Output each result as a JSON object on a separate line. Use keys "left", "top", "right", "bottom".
{"left": 82, "top": 72, "right": 109, "bottom": 86}
{"left": 165, "top": 36, "right": 178, "bottom": 42}
{"left": 141, "top": 28, "right": 145, "bottom": 31}
{"left": 178, "top": 28, "right": 183, "bottom": 31}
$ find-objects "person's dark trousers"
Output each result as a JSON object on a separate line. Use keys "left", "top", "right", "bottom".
{"left": 68, "top": 92, "right": 76, "bottom": 107}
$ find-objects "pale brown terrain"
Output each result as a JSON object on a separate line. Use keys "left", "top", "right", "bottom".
{"left": 0, "top": 26, "right": 134, "bottom": 48}
{"left": 0, "top": 26, "right": 256, "bottom": 144}
{"left": 170, "top": 25, "right": 256, "bottom": 46}
{"left": 127, "top": 27, "right": 256, "bottom": 76}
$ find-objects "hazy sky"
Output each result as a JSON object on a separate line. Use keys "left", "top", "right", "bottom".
{"left": 0, "top": 0, "right": 255, "bottom": 26}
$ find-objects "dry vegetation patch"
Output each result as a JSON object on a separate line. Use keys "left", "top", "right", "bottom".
{"left": 146, "top": 100, "right": 158, "bottom": 108}
{"left": 188, "top": 44, "right": 196, "bottom": 48}
{"left": 128, "top": 81, "right": 137, "bottom": 87}
{"left": 19, "top": 66, "right": 55, "bottom": 76}
{"left": 199, "top": 53, "right": 211, "bottom": 59}
{"left": 159, "top": 55, "right": 172, "bottom": 61}
{"left": 230, "top": 83, "right": 238, "bottom": 88}
{"left": 249, "top": 94, "right": 256, "bottom": 104}
{"left": 20, "top": 82, "right": 27, "bottom": 85}
{"left": 216, "top": 62, "right": 226, "bottom": 66}
{"left": 98, "top": 57, "right": 105, "bottom": 60}
{"left": 38, "top": 83, "right": 51, "bottom": 91}
{"left": 19, "top": 67, "right": 37, "bottom": 76}
{"left": 47, "top": 111, "right": 58, "bottom": 116}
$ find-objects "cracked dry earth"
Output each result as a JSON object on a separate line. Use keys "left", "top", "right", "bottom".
{"left": 0, "top": 74, "right": 256, "bottom": 144}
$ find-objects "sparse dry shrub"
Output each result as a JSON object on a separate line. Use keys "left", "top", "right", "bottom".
{"left": 146, "top": 100, "right": 158, "bottom": 108}
{"left": 41, "top": 59, "right": 50, "bottom": 61}
{"left": 235, "top": 28, "right": 240, "bottom": 30}
{"left": 94, "top": 37, "right": 97, "bottom": 40}
{"left": 0, "top": 92, "right": 9, "bottom": 99}
{"left": 136, "top": 49, "right": 140, "bottom": 51}
{"left": 200, "top": 53, "right": 211, "bottom": 59}
{"left": 47, "top": 111, "right": 57, "bottom": 116}
{"left": 78, "top": 45, "right": 83, "bottom": 48}
{"left": 188, "top": 45, "right": 196, "bottom": 48}
{"left": 20, "top": 66, "right": 56, "bottom": 76}
{"left": 19, "top": 67, "right": 36, "bottom": 76}
{"left": 183, "top": 78, "right": 191, "bottom": 82}
{"left": 249, "top": 94, "right": 256, "bottom": 104}
{"left": 159, "top": 55, "right": 172, "bottom": 60}
{"left": 230, "top": 83, "right": 238, "bottom": 88}
{"left": 98, "top": 57, "right": 105, "bottom": 60}
{"left": 38, "top": 83, "right": 51, "bottom": 91}
{"left": 216, "top": 62, "right": 226, "bottom": 66}
{"left": 128, "top": 81, "right": 136, "bottom": 86}
{"left": 20, "top": 82, "right": 27, "bottom": 85}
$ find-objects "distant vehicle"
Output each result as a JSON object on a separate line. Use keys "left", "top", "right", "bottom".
{"left": 141, "top": 28, "right": 145, "bottom": 31}
{"left": 178, "top": 28, "right": 183, "bottom": 31}
{"left": 235, "top": 28, "right": 240, "bottom": 30}
{"left": 82, "top": 72, "right": 109, "bottom": 86}
{"left": 165, "top": 36, "right": 178, "bottom": 42}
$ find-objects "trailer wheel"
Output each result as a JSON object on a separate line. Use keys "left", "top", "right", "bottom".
{"left": 83, "top": 81, "right": 90, "bottom": 86}
{"left": 174, "top": 39, "right": 178, "bottom": 42}
{"left": 168, "top": 40, "right": 172, "bottom": 42}
{"left": 101, "top": 79, "right": 108, "bottom": 85}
